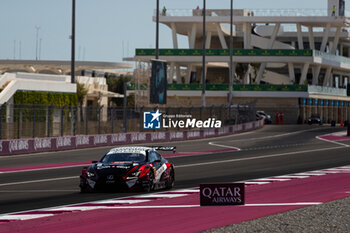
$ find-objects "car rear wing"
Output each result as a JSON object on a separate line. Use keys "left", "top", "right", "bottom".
{"left": 152, "top": 146, "right": 177, "bottom": 153}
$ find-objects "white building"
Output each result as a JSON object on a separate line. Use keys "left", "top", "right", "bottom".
{"left": 0, "top": 59, "right": 132, "bottom": 107}
{"left": 132, "top": 1, "right": 350, "bottom": 123}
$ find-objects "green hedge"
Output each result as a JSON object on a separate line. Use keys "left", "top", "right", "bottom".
{"left": 14, "top": 91, "right": 77, "bottom": 106}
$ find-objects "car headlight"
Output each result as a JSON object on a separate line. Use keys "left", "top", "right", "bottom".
{"left": 87, "top": 171, "right": 96, "bottom": 178}
{"left": 131, "top": 170, "right": 142, "bottom": 177}
{"left": 126, "top": 170, "right": 141, "bottom": 180}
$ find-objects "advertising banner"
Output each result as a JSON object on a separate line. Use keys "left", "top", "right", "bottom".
{"left": 167, "top": 84, "right": 308, "bottom": 92}
{"left": 340, "top": 0, "right": 345, "bottom": 16}
{"left": 0, "top": 119, "right": 264, "bottom": 157}
{"left": 136, "top": 49, "right": 313, "bottom": 57}
{"left": 200, "top": 183, "right": 245, "bottom": 206}
{"left": 150, "top": 60, "right": 167, "bottom": 104}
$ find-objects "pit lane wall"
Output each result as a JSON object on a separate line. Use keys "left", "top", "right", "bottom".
{"left": 0, "top": 120, "right": 264, "bottom": 156}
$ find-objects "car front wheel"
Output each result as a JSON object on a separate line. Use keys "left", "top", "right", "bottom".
{"left": 166, "top": 167, "right": 175, "bottom": 189}
{"left": 143, "top": 170, "right": 155, "bottom": 192}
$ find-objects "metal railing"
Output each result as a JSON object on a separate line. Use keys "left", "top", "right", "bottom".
{"left": 154, "top": 8, "right": 349, "bottom": 32}
{"left": 247, "top": 8, "right": 328, "bottom": 17}
{"left": 0, "top": 103, "right": 256, "bottom": 140}
{"left": 314, "top": 50, "right": 350, "bottom": 65}
{"left": 154, "top": 8, "right": 344, "bottom": 17}
{"left": 308, "top": 85, "right": 347, "bottom": 96}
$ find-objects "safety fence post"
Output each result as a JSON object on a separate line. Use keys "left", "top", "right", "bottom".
{"left": 98, "top": 105, "right": 103, "bottom": 134}
{"left": 0, "top": 104, "right": 3, "bottom": 140}
{"left": 139, "top": 106, "right": 144, "bottom": 132}
{"left": 85, "top": 106, "right": 89, "bottom": 135}
{"left": 60, "top": 106, "right": 65, "bottom": 136}
{"left": 17, "top": 104, "right": 21, "bottom": 139}
{"left": 32, "top": 104, "right": 36, "bottom": 138}
{"left": 71, "top": 106, "right": 76, "bottom": 136}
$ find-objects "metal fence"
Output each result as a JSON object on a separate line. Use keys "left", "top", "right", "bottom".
{"left": 0, "top": 102, "right": 256, "bottom": 139}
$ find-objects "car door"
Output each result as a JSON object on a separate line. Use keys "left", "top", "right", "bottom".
{"left": 148, "top": 151, "right": 166, "bottom": 182}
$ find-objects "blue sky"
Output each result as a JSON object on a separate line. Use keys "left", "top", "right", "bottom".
{"left": 0, "top": 0, "right": 334, "bottom": 64}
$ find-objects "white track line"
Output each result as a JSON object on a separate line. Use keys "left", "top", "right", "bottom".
{"left": 245, "top": 202, "right": 322, "bottom": 206}
{"left": 87, "top": 205, "right": 200, "bottom": 209}
{"left": 176, "top": 146, "right": 345, "bottom": 168}
{"left": 0, "top": 190, "right": 78, "bottom": 193}
{"left": 75, "top": 202, "right": 323, "bottom": 209}
{"left": 0, "top": 214, "right": 53, "bottom": 221}
{"left": 208, "top": 142, "right": 241, "bottom": 150}
{"left": 48, "top": 207, "right": 103, "bottom": 211}
{"left": 316, "top": 136, "right": 350, "bottom": 147}
{"left": 0, "top": 163, "right": 91, "bottom": 174}
{"left": 325, "top": 168, "right": 350, "bottom": 171}
{"left": 93, "top": 200, "right": 149, "bottom": 204}
{"left": 276, "top": 175, "right": 309, "bottom": 179}
{"left": 208, "top": 128, "right": 348, "bottom": 151}
{"left": 0, "top": 176, "right": 78, "bottom": 187}
{"left": 169, "top": 189, "right": 199, "bottom": 193}
{"left": 255, "top": 178, "right": 291, "bottom": 181}
{"left": 296, "top": 172, "right": 326, "bottom": 176}
{"left": 226, "top": 128, "right": 326, "bottom": 142}
{"left": 136, "top": 194, "right": 187, "bottom": 198}
{"left": 0, "top": 202, "right": 325, "bottom": 221}
{"left": 244, "top": 182, "right": 270, "bottom": 185}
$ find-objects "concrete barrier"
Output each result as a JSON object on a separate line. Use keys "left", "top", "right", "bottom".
{"left": 0, "top": 119, "right": 264, "bottom": 156}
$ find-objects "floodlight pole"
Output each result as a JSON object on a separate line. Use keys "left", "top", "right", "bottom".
{"left": 71, "top": 0, "right": 76, "bottom": 84}
{"left": 229, "top": 0, "right": 233, "bottom": 107}
{"left": 123, "top": 81, "right": 127, "bottom": 133}
{"left": 156, "top": 0, "right": 159, "bottom": 59}
{"left": 201, "top": 0, "right": 206, "bottom": 107}
{"left": 35, "top": 26, "right": 40, "bottom": 60}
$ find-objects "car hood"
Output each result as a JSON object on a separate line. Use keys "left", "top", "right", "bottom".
{"left": 93, "top": 162, "right": 142, "bottom": 175}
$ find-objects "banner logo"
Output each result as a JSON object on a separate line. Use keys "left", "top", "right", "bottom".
{"left": 143, "top": 110, "right": 162, "bottom": 129}
{"left": 200, "top": 183, "right": 245, "bottom": 206}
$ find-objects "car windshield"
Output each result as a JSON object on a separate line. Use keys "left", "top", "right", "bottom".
{"left": 101, "top": 153, "right": 145, "bottom": 163}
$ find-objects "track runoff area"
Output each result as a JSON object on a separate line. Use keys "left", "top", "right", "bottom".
{"left": 0, "top": 125, "right": 349, "bottom": 232}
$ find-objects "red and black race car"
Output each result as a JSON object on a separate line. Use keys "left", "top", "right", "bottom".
{"left": 79, "top": 146, "right": 175, "bottom": 192}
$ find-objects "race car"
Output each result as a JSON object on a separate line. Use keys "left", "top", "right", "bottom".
{"left": 79, "top": 146, "right": 175, "bottom": 192}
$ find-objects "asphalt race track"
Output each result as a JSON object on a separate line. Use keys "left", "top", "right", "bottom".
{"left": 0, "top": 125, "right": 349, "bottom": 230}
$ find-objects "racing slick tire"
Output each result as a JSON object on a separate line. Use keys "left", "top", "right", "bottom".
{"left": 165, "top": 166, "right": 175, "bottom": 190}
{"left": 80, "top": 184, "right": 94, "bottom": 193}
{"left": 143, "top": 170, "right": 155, "bottom": 192}
{"left": 80, "top": 177, "right": 95, "bottom": 193}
